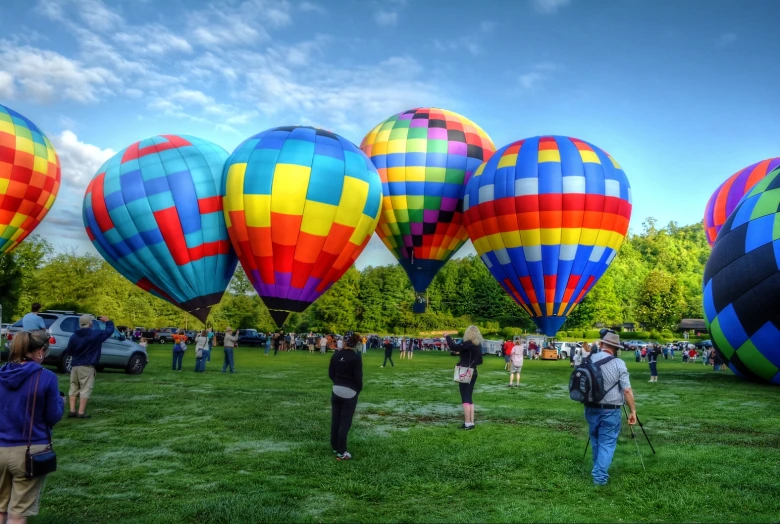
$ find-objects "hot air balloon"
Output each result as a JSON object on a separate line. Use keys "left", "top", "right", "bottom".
{"left": 704, "top": 165, "right": 780, "bottom": 384}
{"left": 360, "top": 108, "right": 495, "bottom": 296}
{"left": 704, "top": 157, "right": 780, "bottom": 246}
{"left": 83, "top": 135, "right": 237, "bottom": 322}
{"left": 463, "top": 136, "right": 632, "bottom": 336}
{"left": 223, "top": 126, "right": 382, "bottom": 327}
{"left": 0, "top": 103, "right": 61, "bottom": 254}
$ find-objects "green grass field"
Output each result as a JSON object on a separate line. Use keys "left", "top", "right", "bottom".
{"left": 37, "top": 345, "right": 780, "bottom": 523}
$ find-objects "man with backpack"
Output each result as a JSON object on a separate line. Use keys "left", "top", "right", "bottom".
{"left": 569, "top": 331, "right": 637, "bottom": 486}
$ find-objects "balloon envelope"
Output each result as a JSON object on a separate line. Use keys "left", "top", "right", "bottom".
{"left": 360, "top": 108, "right": 495, "bottom": 292}
{"left": 0, "top": 103, "right": 61, "bottom": 254}
{"left": 83, "top": 135, "right": 237, "bottom": 322}
{"left": 223, "top": 126, "right": 382, "bottom": 327}
{"left": 703, "top": 165, "right": 780, "bottom": 384}
{"left": 464, "top": 136, "right": 632, "bottom": 336}
{"left": 704, "top": 158, "right": 780, "bottom": 246}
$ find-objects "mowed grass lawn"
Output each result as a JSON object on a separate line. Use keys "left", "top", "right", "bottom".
{"left": 37, "top": 345, "right": 779, "bottom": 523}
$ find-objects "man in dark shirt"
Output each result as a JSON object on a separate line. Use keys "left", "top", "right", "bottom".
{"left": 67, "top": 315, "right": 114, "bottom": 419}
{"left": 381, "top": 338, "right": 394, "bottom": 368}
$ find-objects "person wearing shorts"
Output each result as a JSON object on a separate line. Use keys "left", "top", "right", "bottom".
{"left": 67, "top": 315, "right": 114, "bottom": 419}
{"left": 509, "top": 342, "right": 524, "bottom": 387}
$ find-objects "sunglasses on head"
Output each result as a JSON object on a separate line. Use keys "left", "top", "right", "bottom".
{"left": 599, "top": 328, "right": 617, "bottom": 338}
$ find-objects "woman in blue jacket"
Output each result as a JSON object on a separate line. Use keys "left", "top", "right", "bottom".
{"left": 0, "top": 329, "right": 64, "bottom": 522}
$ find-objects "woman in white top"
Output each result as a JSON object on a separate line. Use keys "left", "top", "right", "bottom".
{"left": 194, "top": 330, "right": 208, "bottom": 373}
{"left": 399, "top": 337, "right": 407, "bottom": 359}
{"left": 509, "top": 342, "right": 524, "bottom": 387}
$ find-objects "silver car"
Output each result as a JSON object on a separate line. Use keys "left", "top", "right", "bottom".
{"left": 2, "top": 310, "right": 148, "bottom": 374}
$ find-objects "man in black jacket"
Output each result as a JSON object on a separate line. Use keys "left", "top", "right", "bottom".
{"left": 381, "top": 337, "right": 394, "bottom": 368}
{"left": 328, "top": 335, "right": 363, "bottom": 460}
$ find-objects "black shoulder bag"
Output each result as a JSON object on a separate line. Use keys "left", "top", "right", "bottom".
{"left": 24, "top": 370, "right": 57, "bottom": 479}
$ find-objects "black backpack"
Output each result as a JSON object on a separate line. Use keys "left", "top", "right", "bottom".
{"left": 569, "top": 355, "right": 619, "bottom": 403}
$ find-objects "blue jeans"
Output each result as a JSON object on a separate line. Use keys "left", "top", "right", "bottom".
{"left": 194, "top": 357, "right": 205, "bottom": 372}
{"left": 585, "top": 407, "right": 622, "bottom": 485}
{"left": 649, "top": 361, "right": 658, "bottom": 377}
{"left": 172, "top": 350, "right": 183, "bottom": 370}
{"left": 223, "top": 348, "right": 235, "bottom": 373}
{"left": 205, "top": 348, "right": 211, "bottom": 363}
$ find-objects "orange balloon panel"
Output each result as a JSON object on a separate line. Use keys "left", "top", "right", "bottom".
{"left": 0, "top": 104, "right": 61, "bottom": 254}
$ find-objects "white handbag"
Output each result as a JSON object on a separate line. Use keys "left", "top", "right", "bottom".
{"left": 453, "top": 365, "right": 474, "bottom": 384}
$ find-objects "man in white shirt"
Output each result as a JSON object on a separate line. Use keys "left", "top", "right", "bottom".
{"left": 584, "top": 331, "right": 638, "bottom": 486}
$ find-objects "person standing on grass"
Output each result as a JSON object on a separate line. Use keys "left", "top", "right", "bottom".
{"left": 446, "top": 326, "right": 483, "bottom": 430}
{"left": 329, "top": 334, "right": 363, "bottom": 461}
{"left": 274, "top": 331, "right": 283, "bottom": 356}
{"left": 648, "top": 344, "right": 661, "bottom": 383}
{"left": 222, "top": 328, "right": 238, "bottom": 374}
{"left": 509, "top": 341, "right": 524, "bottom": 387}
{"left": 583, "top": 331, "right": 637, "bottom": 486}
{"left": 21, "top": 303, "right": 46, "bottom": 332}
{"left": 381, "top": 337, "right": 394, "bottom": 368}
{"left": 265, "top": 333, "right": 272, "bottom": 356}
{"left": 172, "top": 329, "right": 187, "bottom": 371}
{"left": 0, "top": 330, "right": 64, "bottom": 524}
{"left": 399, "top": 337, "right": 407, "bottom": 359}
{"left": 194, "top": 331, "right": 208, "bottom": 373}
{"left": 308, "top": 332, "right": 315, "bottom": 353}
{"left": 205, "top": 328, "right": 214, "bottom": 363}
{"left": 502, "top": 339, "right": 513, "bottom": 370}
{"left": 67, "top": 315, "right": 114, "bottom": 419}
{"left": 336, "top": 336, "right": 344, "bottom": 351}
{"left": 319, "top": 334, "right": 327, "bottom": 355}
{"left": 408, "top": 338, "right": 414, "bottom": 360}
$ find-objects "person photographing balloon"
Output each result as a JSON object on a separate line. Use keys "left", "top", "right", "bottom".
{"left": 571, "top": 330, "right": 637, "bottom": 486}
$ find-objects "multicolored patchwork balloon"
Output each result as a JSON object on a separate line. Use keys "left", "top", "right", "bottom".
{"left": 463, "top": 136, "right": 632, "bottom": 336}
{"left": 704, "top": 165, "right": 780, "bottom": 384}
{"left": 360, "top": 108, "right": 495, "bottom": 292}
{"left": 704, "top": 157, "right": 780, "bottom": 246}
{"left": 0, "top": 104, "right": 61, "bottom": 254}
{"left": 223, "top": 126, "right": 383, "bottom": 327}
{"left": 83, "top": 135, "right": 237, "bottom": 322}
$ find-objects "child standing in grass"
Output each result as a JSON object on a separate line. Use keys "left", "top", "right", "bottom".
{"left": 509, "top": 341, "right": 524, "bottom": 387}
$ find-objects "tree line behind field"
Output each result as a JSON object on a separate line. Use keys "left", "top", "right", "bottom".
{"left": 0, "top": 218, "right": 708, "bottom": 338}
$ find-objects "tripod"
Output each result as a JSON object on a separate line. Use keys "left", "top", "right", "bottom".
{"left": 582, "top": 406, "right": 655, "bottom": 470}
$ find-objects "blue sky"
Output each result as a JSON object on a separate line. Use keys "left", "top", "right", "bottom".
{"left": 1, "top": 0, "right": 778, "bottom": 269}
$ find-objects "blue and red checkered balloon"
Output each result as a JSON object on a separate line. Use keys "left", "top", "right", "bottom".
{"left": 83, "top": 135, "right": 238, "bottom": 321}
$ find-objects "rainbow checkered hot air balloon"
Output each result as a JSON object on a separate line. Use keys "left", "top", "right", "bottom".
{"left": 360, "top": 108, "right": 495, "bottom": 293}
{"left": 223, "top": 126, "right": 383, "bottom": 327}
{"left": 83, "top": 135, "right": 238, "bottom": 322}
{"left": 0, "top": 104, "right": 61, "bottom": 254}
{"left": 463, "top": 136, "right": 632, "bottom": 336}
{"left": 703, "top": 158, "right": 780, "bottom": 246}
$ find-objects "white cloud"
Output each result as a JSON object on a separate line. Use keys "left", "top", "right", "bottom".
{"left": 171, "top": 89, "right": 215, "bottom": 106}
{"left": 299, "top": 1, "right": 327, "bottom": 14}
{"left": 374, "top": 9, "right": 398, "bottom": 26}
{"left": 76, "top": 0, "right": 124, "bottom": 31}
{"left": 114, "top": 26, "right": 193, "bottom": 55}
{"left": 0, "top": 71, "right": 15, "bottom": 98}
{"left": 50, "top": 130, "right": 116, "bottom": 187}
{"left": 434, "top": 37, "right": 481, "bottom": 56}
{"left": 533, "top": 0, "right": 572, "bottom": 14}
{"left": 716, "top": 32, "right": 737, "bottom": 47}
{"left": 518, "top": 63, "right": 559, "bottom": 90}
{"left": 0, "top": 43, "right": 116, "bottom": 103}
{"left": 187, "top": 0, "right": 292, "bottom": 47}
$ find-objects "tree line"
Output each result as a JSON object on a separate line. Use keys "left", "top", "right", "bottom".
{"left": 0, "top": 218, "right": 708, "bottom": 337}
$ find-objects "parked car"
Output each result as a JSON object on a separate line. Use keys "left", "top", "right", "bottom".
{"left": 1, "top": 323, "right": 12, "bottom": 337}
{"left": 1, "top": 310, "right": 148, "bottom": 374}
{"left": 236, "top": 329, "right": 266, "bottom": 347}
{"left": 155, "top": 327, "right": 180, "bottom": 344}
{"left": 554, "top": 342, "right": 580, "bottom": 359}
{"left": 695, "top": 339, "right": 713, "bottom": 349}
